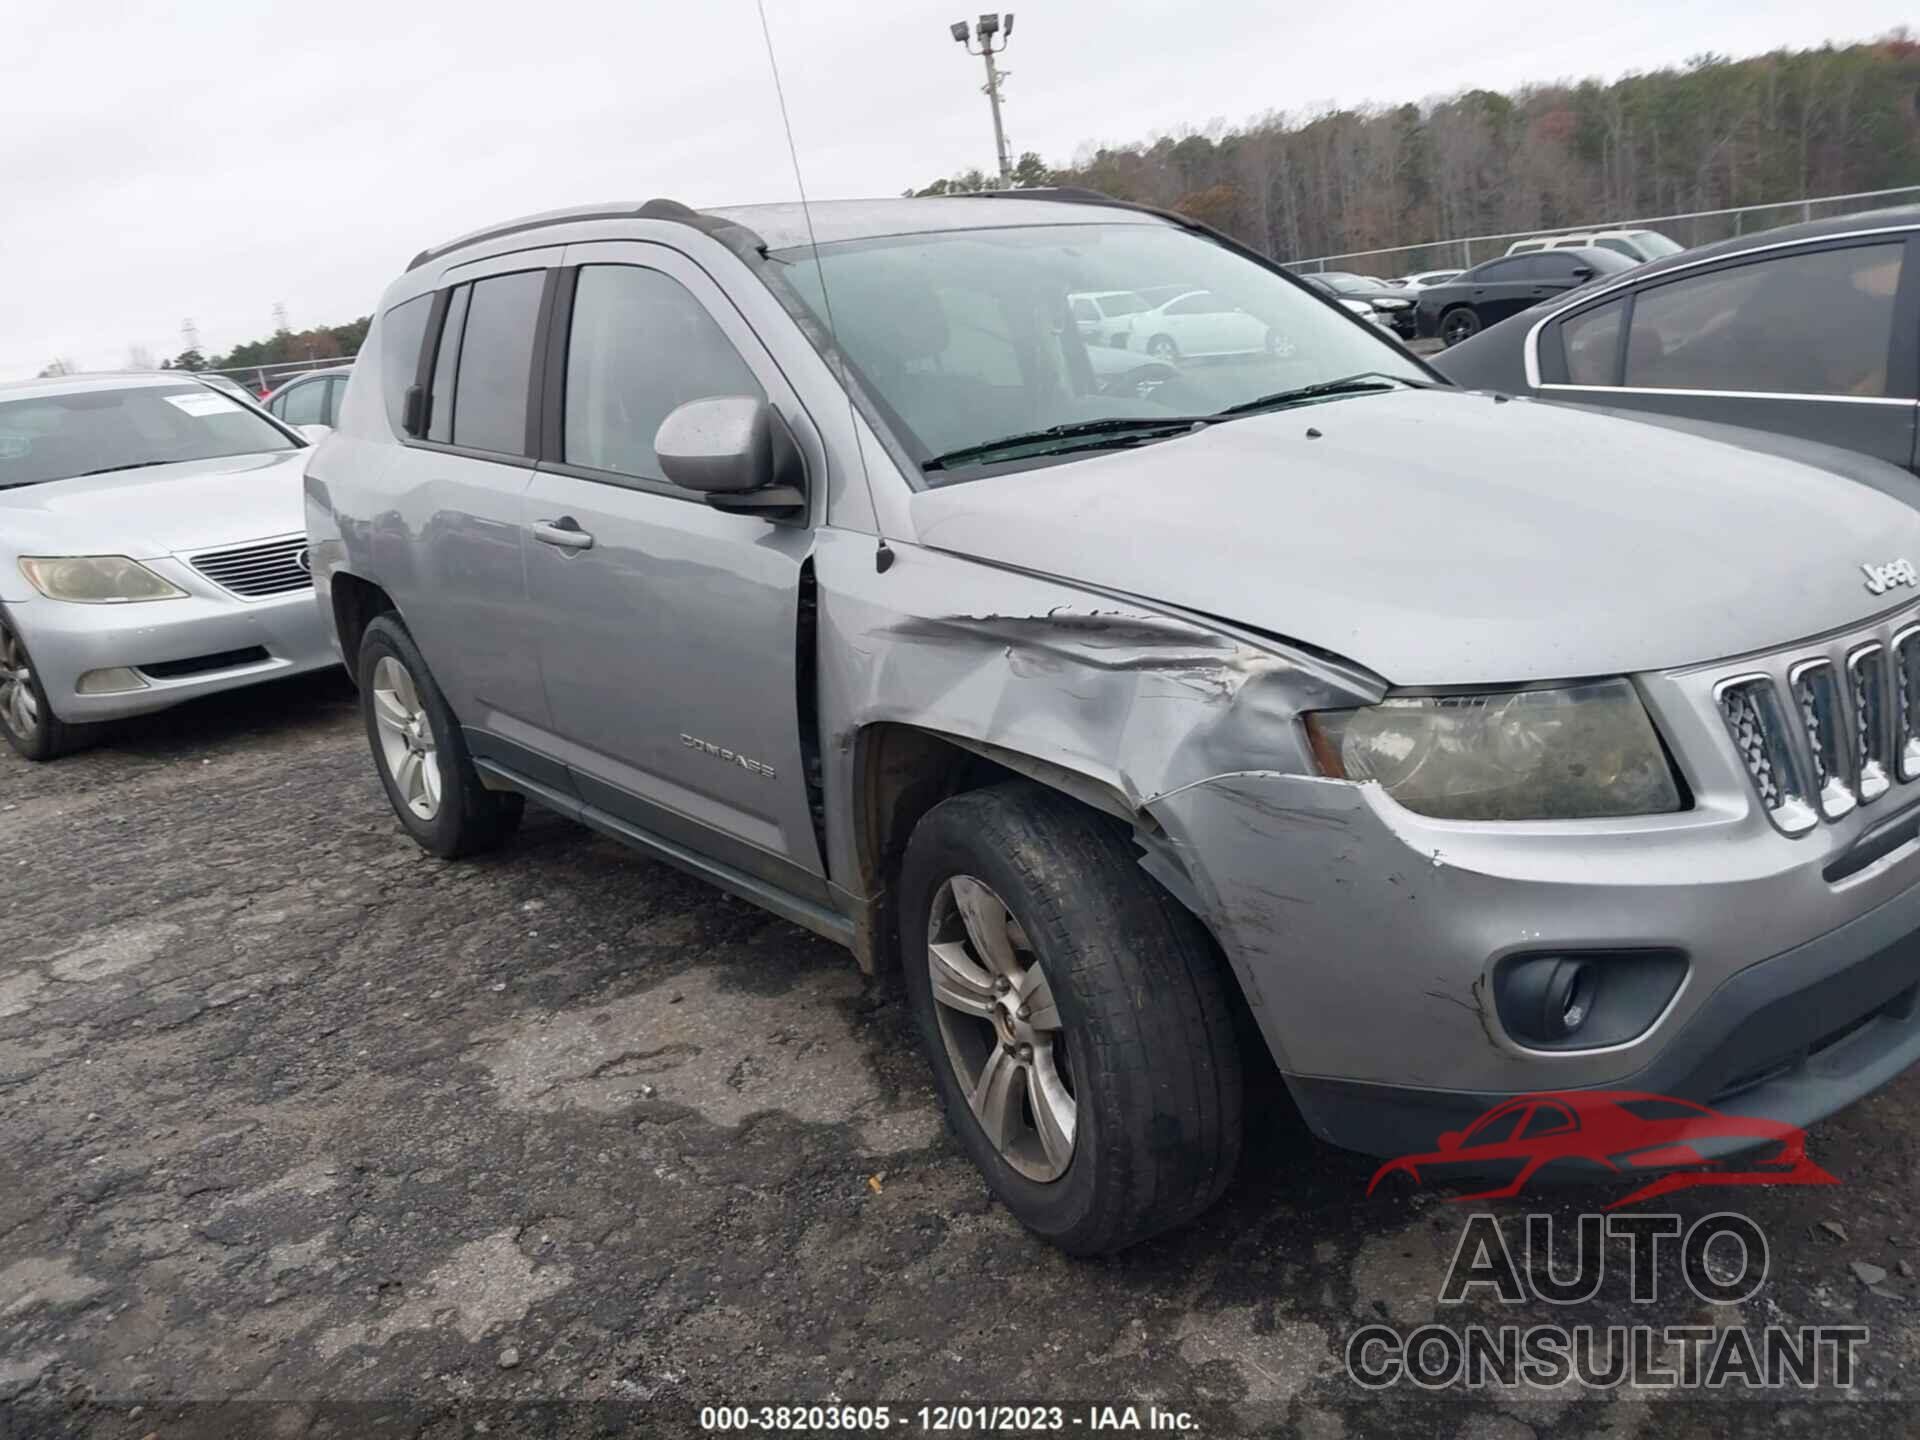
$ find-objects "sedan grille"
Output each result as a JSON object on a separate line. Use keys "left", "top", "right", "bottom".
{"left": 1716, "top": 622, "right": 1920, "bottom": 837}
{"left": 189, "top": 537, "right": 310, "bottom": 599}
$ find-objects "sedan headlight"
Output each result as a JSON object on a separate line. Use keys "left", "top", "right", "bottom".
{"left": 18, "top": 556, "right": 187, "bottom": 604}
{"left": 1304, "top": 678, "right": 1682, "bottom": 821}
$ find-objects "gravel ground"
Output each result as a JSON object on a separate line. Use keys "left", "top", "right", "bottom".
{"left": 5, "top": 671, "right": 1920, "bottom": 1438}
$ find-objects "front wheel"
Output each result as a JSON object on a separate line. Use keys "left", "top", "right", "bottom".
{"left": 0, "top": 610, "right": 83, "bottom": 762}
{"left": 357, "top": 614, "right": 522, "bottom": 858}
{"left": 1439, "top": 307, "right": 1482, "bottom": 347}
{"left": 1146, "top": 334, "right": 1180, "bottom": 362}
{"left": 899, "top": 782, "right": 1243, "bottom": 1254}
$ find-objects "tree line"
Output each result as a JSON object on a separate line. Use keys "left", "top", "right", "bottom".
{"left": 909, "top": 32, "right": 1920, "bottom": 270}
{"left": 163, "top": 316, "right": 371, "bottom": 377}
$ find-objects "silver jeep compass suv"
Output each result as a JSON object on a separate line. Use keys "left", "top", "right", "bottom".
{"left": 306, "top": 192, "right": 1920, "bottom": 1253}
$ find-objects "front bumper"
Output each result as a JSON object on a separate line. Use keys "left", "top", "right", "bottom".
{"left": 1146, "top": 610, "right": 1920, "bottom": 1159}
{"left": 11, "top": 554, "right": 336, "bottom": 721}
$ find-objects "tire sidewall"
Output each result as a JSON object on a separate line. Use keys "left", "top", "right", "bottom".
{"left": 357, "top": 616, "right": 482, "bottom": 856}
{"left": 898, "top": 812, "right": 1111, "bottom": 1245}
{"left": 0, "top": 608, "right": 63, "bottom": 762}
{"left": 1442, "top": 307, "right": 1480, "bottom": 345}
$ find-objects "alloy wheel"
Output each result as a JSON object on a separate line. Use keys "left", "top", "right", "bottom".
{"left": 1442, "top": 310, "right": 1480, "bottom": 346}
{"left": 926, "top": 874, "right": 1077, "bottom": 1182}
{"left": 0, "top": 622, "right": 40, "bottom": 742}
{"left": 371, "top": 655, "right": 442, "bottom": 820}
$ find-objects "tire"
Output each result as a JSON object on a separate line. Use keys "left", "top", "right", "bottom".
{"left": 357, "top": 614, "right": 522, "bottom": 858}
{"left": 1439, "top": 307, "right": 1482, "bottom": 347}
{"left": 1146, "top": 334, "right": 1180, "bottom": 362}
{"left": 0, "top": 608, "right": 84, "bottom": 762}
{"left": 898, "top": 782, "right": 1243, "bottom": 1254}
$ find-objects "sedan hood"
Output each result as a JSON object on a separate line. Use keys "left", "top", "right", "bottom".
{"left": 0, "top": 450, "right": 308, "bottom": 559}
{"left": 908, "top": 389, "right": 1920, "bottom": 685}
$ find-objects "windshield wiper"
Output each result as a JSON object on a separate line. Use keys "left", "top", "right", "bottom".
{"left": 1212, "top": 372, "right": 1428, "bottom": 419}
{"left": 922, "top": 416, "right": 1211, "bottom": 473}
{"left": 76, "top": 459, "right": 177, "bottom": 477}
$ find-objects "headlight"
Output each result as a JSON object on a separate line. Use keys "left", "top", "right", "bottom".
{"left": 1304, "top": 678, "right": 1682, "bottom": 820}
{"left": 18, "top": 556, "right": 187, "bottom": 603}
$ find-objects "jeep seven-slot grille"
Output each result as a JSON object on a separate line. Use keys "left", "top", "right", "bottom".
{"left": 190, "top": 537, "right": 310, "bottom": 598}
{"left": 1718, "top": 624, "right": 1920, "bottom": 837}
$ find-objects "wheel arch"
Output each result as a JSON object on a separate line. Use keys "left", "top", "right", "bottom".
{"left": 328, "top": 570, "right": 398, "bottom": 685}
{"left": 845, "top": 721, "right": 1211, "bottom": 977}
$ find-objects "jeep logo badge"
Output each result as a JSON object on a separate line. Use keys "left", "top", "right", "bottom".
{"left": 1862, "top": 559, "right": 1918, "bottom": 596}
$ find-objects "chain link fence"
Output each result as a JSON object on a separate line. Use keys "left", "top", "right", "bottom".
{"left": 1283, "top": 184, "right": 1920, "bottom": 278}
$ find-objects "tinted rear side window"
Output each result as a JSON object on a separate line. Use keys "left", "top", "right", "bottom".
{"left": 1560, "top": 298, "right": 1625, "bottom": 385}
{"left": 1625, "top": 242, "right": 1904, "bottom": 397}
{"left": 451, "top": 270, "right": 544, "bottom": 455}
{"left": 428, "top": 284, "right": 471, "bottom": 444}
{"left": 379, "top": 295, "right": 432, "bottom": 436}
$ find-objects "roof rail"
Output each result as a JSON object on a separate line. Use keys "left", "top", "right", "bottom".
{"left": 405, "top": 199, "right": 767, "bottom": 274}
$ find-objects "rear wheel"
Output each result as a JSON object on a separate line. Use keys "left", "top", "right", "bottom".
{"left": 1439, "top": 307, "right": 1482, "bottom": 347}
{"left": 1146, "top": 334, "right": 1180, "bottom": 362}
{"left": 357, "top": 614, "right": 522, "bottom": 858}
{"left": 0, "top": 611, "right": 82, "bottom": 762}
{"left": 899, "top": 782, "right": 1243, "bottom": 1254}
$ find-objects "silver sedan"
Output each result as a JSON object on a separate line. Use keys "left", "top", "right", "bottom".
{"left": 0, "top": 373, "right": 339, "bottom": 760}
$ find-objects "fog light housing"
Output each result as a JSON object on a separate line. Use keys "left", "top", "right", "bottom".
{"left": 1492, "top": 949, "right": 1688, "bottom": 1052}
{"left": 75, "top": 666, "right": 148, "bottom": 695}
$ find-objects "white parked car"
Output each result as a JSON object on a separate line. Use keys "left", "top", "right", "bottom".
{"left": 0, "top": 373, "right": 337, "bottom": 760}
{"left": 1127, "top": 288, "right": 1276, "bottom": 361}
{"left": 1391, "top": 269, "right": 1463, "bottom": 290}
{"left": 1067, "top": 290, "right": 1149, "bottom": 348}
{"left": 1506, "top": 229, "right": 1682, "bottom": 263}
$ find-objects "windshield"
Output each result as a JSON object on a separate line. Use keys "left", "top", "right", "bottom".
{"left": 0, "top": 383, "right": 297, "bottom": 489}
{"left": 774, "top": 222, "right": 1428, "bottom": 482}
{"left": 1630, "top": 232, "right": 1685, "bottom": 259}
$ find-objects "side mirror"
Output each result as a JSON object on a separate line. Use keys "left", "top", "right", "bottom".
{"left": 1437, "top": 1130, "right": 1463, "bottom": 1152}
{"left": 1570, "top": 266, "right": 1595, "bottom": 282}
{"left": 655, "top": 396, "right": 806, "bottom": 520}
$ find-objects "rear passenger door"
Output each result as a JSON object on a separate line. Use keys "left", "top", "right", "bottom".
{"left": 1537, "top": 236, "right": 1920, "bottom": 474}
{"left": 520, "top": 242, "right": 828, "bottom": 900}
{"left": 385, "top": 250, "right": 563, "bottom": 758}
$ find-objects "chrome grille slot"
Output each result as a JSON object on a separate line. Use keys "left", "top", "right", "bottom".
{"left": 1717, "top": 676, "right": 1818, "bottom": 836}
{"left": 1898, "top": 626, "right": 1920, "bottom": 783}
{"left": 1790, "top": 659, "right": 1857, "bottom": 821}
{"left": 1848, "top": 644, "right": 1892, "bottom": 803}
{"left": 189, "top": 537, "right": 310, "bottom": 599}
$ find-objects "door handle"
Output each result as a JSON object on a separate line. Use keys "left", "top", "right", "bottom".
{"left": 531, "top": 518, "right": 594, "bottom": 551}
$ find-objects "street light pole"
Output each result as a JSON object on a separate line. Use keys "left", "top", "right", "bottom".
{"left": 951, "top": 13, "right": 1015, "bottom": 187}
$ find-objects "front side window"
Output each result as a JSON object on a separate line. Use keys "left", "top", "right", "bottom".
{"left": 563, "top": 265, "right": 764, "bottom": 483}
{"left": 279, "top": 380, "right": 327, "bottom": 426}
{"left": 1624, "top": 242, "right": 1904, "bottom": 397}
{"left": 773, "top": 221, "right": 1427, "bottom": 480}
{"left": 1560, "top": 298, "right": 1626, "bottom": 386}
{"left": 449, "top": 269, "right": 544, "bottom": 455}
{"left": 0, "top": 384, "right": 297, "bottom": 490}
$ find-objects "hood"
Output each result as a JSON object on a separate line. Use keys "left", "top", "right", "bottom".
{"left": 0, "top": 450, "right": 309, "bottom": 559}
{"left": 908, "top": 388, "right": 1920, "bottom": 686}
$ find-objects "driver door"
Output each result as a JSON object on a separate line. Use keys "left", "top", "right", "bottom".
{"left": 519, "top": 243, "right": 829, "bottom": 901}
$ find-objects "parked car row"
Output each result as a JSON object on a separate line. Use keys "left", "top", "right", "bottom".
{"left": 1415, "top": 246, "right": 1640, "bottom": 346}
{"left": 12, "top": 192, "right": 1920, "bottom": 1258}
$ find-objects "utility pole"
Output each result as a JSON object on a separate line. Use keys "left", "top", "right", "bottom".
{"left": 950, "top": 13, "right": 1014, "bottom": 187}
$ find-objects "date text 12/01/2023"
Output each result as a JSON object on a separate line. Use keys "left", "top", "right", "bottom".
{"left": 697, "top": 1404, "right": 1200, "bottom": 1432}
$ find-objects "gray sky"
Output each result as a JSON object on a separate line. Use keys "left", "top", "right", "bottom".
{"left": 3, "top": 0, "right": 1913, "bottom": 379}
